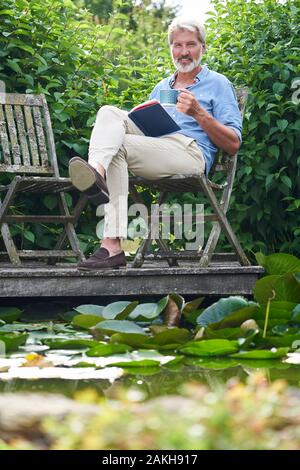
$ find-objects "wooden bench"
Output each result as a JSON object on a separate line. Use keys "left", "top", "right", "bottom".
{"left": 0, "top": 93, "right": 87, "bottom": 265}
{"left": 129, "top": 88, "right": 251, "bottom": 268}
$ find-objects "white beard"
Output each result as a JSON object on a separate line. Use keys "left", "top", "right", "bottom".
{"left": 172, "top": 55, "right": 202, "bottom": 73}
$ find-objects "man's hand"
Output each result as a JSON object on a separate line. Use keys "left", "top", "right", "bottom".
{"left": 176, "top": 88, "right": 240, "bottom": 155}
{"left": 176, "top": 88, "right": 206, "bottom": 118}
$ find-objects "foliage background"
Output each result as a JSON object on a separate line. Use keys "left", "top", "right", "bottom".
{"left": 0, "top": 0, "right": 299, "bottom": 258}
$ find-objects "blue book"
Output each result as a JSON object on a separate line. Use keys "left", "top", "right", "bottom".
{"left": 128, "top": 100, "right": 181, "bottom": 137}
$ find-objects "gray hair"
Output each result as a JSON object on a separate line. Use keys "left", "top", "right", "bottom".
{"left": 168, "top": 16, "right": 206, "bottom": 45}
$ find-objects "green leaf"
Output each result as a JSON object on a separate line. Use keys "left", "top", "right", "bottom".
{"left": 210, "top": 305, "right": 259, "bottom": 329}
{"left": 86, "top": 343, "right": 132, "bottom": 356}
{"left": 179, "top": 339, "right": 239, "bottom": 357}
{"left": 148, "top": 326, "right": 191, "bottom": 345}
{"left": 255, "top": 301, "right": 296, "bottom": 320}
{"left": 24, "top": 230, "right": 35, "bottom": 243}
{"left": 94, "top": 320, "right": 147, "bottom": 336}
{"left": 72, "top": 314, "right": 104, "bottom": 329}
{"left": 43, "top": 339, "right": 97, "bottom": 349}
{"left": 258, "top": 253, "right": 300, "bottom": 275}
{"left": 74, "top": 304, "right": 104, "bottom": 316}
{"left": 0, "top": 332, "right": 28, "bottom": 352}
{"left": 0, "top": 307, "right": 22, "bottom": 323}
{"left": 254, "top": 273, "right": 300, "bottom": 304}
{"left": 129, "top": 297, "right": 168, "bottom": 321}
{"left": 230, "top": 347, "right": 289, "bottom": 360}
{"left": 43, "top": 194, "right": 57, "bottom": 210}
{"left": 276, "top": 119, "right": 289, "bottom": 132}
{"left": 102, "top": 301, "right": 138, "bottom": 320}
{"left": 109, "top": 332, "right": 149, "bottom": 348}
{"left": 197, "top": 296, "right": 255, "bottom": 327}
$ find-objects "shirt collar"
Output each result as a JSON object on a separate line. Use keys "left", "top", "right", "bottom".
{"left": 169, "top": 65, "right": 209, "bottom": 87}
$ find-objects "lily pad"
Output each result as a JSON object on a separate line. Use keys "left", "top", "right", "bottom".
{"left": 129, "top": 297, "right": 168, "bottom": 321}
{"left": 95, "top": 320, "right": 147, "bottom": 336}
{"left": 179, "top": 339, "right": 239, "bottom": 357}
{"left": 197, "top": 297, "right": 256, "bottom": 327}
{"left": 43, "top": 338, "right": 98, "bottom": 349}
{"left": 256, "top": 253, "right": 300, "bottom": 275}
{"left": 72, "top": 314, "right": 105, "bottom": 329}
{"left": 109, "top": 333, "right": 149, "bottom": 348}
{"left": 74, "top": 304, "right": 104, "bottom": 316}
{"left": 230, "top": 347, "right": 289, "bottom": 359}
{"left": 87, "top": 343, "right": 132, "bottom": 356}
{"left": 102, "top": 301, "right": 139, "bottom": 320}
{"left": 148, "top": 326, "right": 191, "bottom": 345}
{"left": 254, "top": 273, "right": 300, "bottom": 304}
{"left": 0, "top": 332, "right": 28, "bottom": 352}
{"left": 0, "top": 307, "right": 23, "bottom": 323}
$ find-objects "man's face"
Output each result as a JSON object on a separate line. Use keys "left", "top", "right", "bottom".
{"left": 170, "top": 29, "right": 205, "bottom": 73}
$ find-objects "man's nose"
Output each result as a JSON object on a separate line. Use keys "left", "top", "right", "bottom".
{"left": 181, "top": 46, "right": 190, "bottom": 56}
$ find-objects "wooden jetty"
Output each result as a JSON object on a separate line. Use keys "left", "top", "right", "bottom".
{"left": 0, "top": 261, "right": 263, "bottom": 298}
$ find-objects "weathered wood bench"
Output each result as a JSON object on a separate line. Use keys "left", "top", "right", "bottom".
{"left": 0, "top": 93, "right": 87, "bottom": 265}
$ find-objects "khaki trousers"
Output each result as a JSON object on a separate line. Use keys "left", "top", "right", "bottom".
{"left": 88, "top": 105, "right": 205, "bottom": 238}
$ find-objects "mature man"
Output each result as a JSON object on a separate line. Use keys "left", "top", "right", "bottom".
{"left": 69, "top": 16, "right": 242, "bottom": 270}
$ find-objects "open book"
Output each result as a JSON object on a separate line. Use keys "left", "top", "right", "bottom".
{"left": 128, "top": 99, "right": 181, "bottom": 137}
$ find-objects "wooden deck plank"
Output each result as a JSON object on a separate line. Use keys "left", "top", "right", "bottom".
{"left": 0, "top": 263, "right": 264, "bottom": 297}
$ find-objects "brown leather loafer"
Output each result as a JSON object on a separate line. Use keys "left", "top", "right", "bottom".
{"left": 69, "top": 157, "right": 109, "bottom": 205}
{"left": 77, "top": 247, "right": 127, "bottom": 270}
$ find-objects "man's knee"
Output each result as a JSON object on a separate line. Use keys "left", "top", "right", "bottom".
{"left": 96, "top": 105, "right": 125, "bottom": 119}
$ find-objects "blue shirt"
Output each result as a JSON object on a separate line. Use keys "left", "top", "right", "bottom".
{"left": 149, "top": 65, "right": 242, "bottom": 174}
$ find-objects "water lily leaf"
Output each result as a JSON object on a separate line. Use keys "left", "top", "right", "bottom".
{"left": 72, "top": 314, "right": 105, "bottom": 329}
{"left": 179, "top": 339, "right": 238, "bottom": 357}
{"left": 87, "top": 343, "right": 132, "bottom": 356}
{"left": 211, "top": 305, "right": 259, "bottom": 330}
{"left": 0, "top": 307, "right": 22, "bottom": 323}
{"left": 182, "top": 297, "right": 205, "bottom": 315}
{"left": 102, "top": 301, "right": 138, "bottom": 320}
{"left": 163, "top": 294, "right": 184, "bottom": 326}
{"left": 230, "top": 347, "right": 289, "bottom": 359}
{"left": 111, "top": 359, "right": 160, "bottom": 368}
{"left": 184, "top": 357, "right": 239, "bottom": 370}
{"left": 291, "top": 304, "right": 300, "bottom": 322}
{"left": 254, "top": 273, "right": 300, "bottom": 305}
{"left": 197, "top": 297, "right": 256, "bottom": 327}
{"left": 109, "top": 333, "right": 149, "bottom": 348}
{"left": 148, "top": 326, "right": 191, "bottom": 345}
{"left": 74, "top": 304, "right": 104, "bottom": 316}
{"left": 129, "top": 297, "right": 168, "bottom": 321}
{"left": 0, "top": 332, "right": 28, "bottom": 351}
{"left": 256, "top": 333, "right": 300, "bottom": 348}
{"left": 256, "top": 253, "right": 300, "bottom": 275}
{"left": 204, "top": 327, "right": 243, "bottom": 340}
{"left": 271, "top": 324, "right": 299, "bottom": 336}
{"left": 255, "top": 301, "right": 296, "bottom": 320}
{"left": 0, "top": 323, "right": 48, "bottom": 332}
{"left": 43, "top": 339, "right": 98, "bottom": 349}
{"left": 95, "top": 320, "right": 147, "bottom": 336}
{"left": 256, "top": 319, "right": 288, "bottom": 329}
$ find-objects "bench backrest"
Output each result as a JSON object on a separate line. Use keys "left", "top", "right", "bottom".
{"left": 0, "top": 93, "right": 59, "bottom": 176}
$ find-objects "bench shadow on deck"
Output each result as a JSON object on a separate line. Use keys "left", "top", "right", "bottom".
{"left": 0, "top": 259, "right": 264, "bottom": 298}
